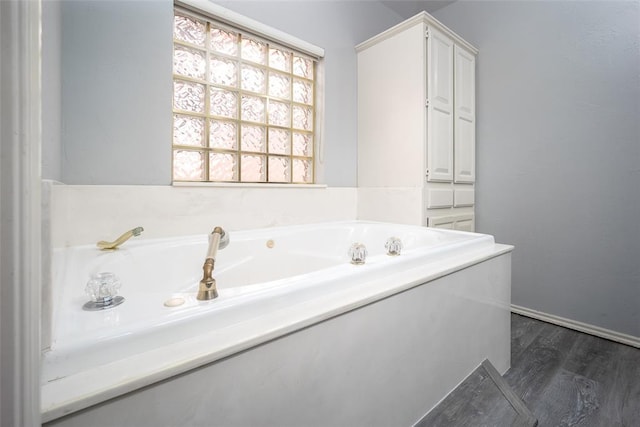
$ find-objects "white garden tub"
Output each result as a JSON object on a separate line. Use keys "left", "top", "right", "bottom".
{"left": 42, "top": 221, "right": 513, "bottom": 424}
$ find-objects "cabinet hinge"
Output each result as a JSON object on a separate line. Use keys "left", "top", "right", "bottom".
{"left": 425, "top": 98, "right": 430, "bottom": 108}
{"left": 425, "top": 29, "right": 430, "bottom": 39}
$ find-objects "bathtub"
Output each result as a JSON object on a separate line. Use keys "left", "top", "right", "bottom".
{"left": 42, "top": 221, "right": 513, "bottom": 425}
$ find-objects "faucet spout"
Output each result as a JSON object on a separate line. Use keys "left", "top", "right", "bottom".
{"left": 96, "top": 226, "right": 144, "bottom": 250}
{"left": 197, "top": 258, "right": 217, "bottom": 301}
{"left": 197, "top": 227, "right": 228, "bottom": 301}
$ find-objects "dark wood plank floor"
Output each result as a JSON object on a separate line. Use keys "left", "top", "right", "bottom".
{"left": 416, "top": 314, "right": 640, "bottom": 426}
{"left": 506, "top": 314, "right": 640, "bottom": 427}
{"left": 416, "top": 364, "right": 521, "bottom": 426}
{"left": 416, "top": 359, "right": 537, "bottom": 427}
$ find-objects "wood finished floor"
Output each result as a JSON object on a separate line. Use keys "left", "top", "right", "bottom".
{"left": 506, "top": 314, "right": 640, "bottom": 427}
{"left": 418, "top": 314, "right": 640, "bottom": 427}
{"left": 416, "top": 359, "right": 536, "bottom": 427}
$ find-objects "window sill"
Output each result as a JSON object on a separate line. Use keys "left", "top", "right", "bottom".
{"left": 172, "top": 182, "right": 328, "bottom": 189}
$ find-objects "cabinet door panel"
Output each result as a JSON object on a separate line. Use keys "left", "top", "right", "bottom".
{"left": 454, "top": 45, "right": 476, "bottom": 183}
{"left": 427, "top": 188, "right": 454, "bottom": 208}
{"left": 454, "top": 116, "right": 475, "bottom": 182}
{"left": 431, "top": 33, "right": 453, "bottom": 110}
{"left": 427, "top": 28, "right": 454, "bottom": 182}
{"left": 454, "top": 187, "right": 475, "bottom": 207}
{"left": 454, "top": 214, "right": 475, "bottom": 232}
{"left": 429, "top": 215, "right": 455, "bottom": 229}
{"left": 455, "top": 47, "right": 475, "bottom": 117}
{"left": 429, "top": 107, "right": 453, "bottom": 181}
{"left": 455, "top": 218, "right": 474, "bottom": 232}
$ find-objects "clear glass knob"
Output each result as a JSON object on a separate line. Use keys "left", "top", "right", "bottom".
{"left": 385, "top": 237, "right": 403, "bottom": 256}
{"left": 348, "top": 243, "right": 367, "bottom": 265}
{"left": 84, "top": 272, "right": 124, "bottom": 310}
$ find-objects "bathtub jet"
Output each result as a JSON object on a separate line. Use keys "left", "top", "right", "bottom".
{"left": 197, "top": 226, "right": 229, "bottom": 301}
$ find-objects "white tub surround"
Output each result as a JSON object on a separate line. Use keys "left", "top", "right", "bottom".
{"left": 357, "top": 187, "right": 424, "bottom": 225}
{"left": 42, "top": 221, "right": 512, "bottom": 424}
{"left": 50, "top": 184, "right": 357, "bottom": 247}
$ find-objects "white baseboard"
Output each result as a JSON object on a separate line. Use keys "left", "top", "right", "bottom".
{"left": 511, "top": 304, "right": 640, "bottom": 349}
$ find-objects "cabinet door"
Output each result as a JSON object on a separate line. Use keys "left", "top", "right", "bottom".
{"left": 454, "top": 45, "right": 476, "bottom": 183}
{"left": 427, "top": 28, "right": 454, "bottom": 182}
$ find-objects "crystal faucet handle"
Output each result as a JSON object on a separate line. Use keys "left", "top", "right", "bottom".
{"left": 385, "top": 237, "right": 403, "bottom": 256}
{"left": 84, "top": 272, "right": 125, "bottom": 310}
{"left": 348, "top": 243, "right": 367, "bottom": 265}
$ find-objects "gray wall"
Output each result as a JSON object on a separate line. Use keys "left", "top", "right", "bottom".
{"left": 42, "top": 0, "right": 62, "bottom": 181}
{"left": 430, "top": 1, "right": 640, "bottom": 337}
{"left": 214, "top": 1, "right": 406, "bottom": 186}
{"left": 53, "top": 0, "right": 405, "bottom": 186}
{"left": 60, "top": 0, "right": 174, "bottom": 184}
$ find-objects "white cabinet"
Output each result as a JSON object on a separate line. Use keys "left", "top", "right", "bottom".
{"left": 427, "top": 27, "right": 454, "bottom": 183}
{"left": 357, "top": 12, "right": 477, "bottom": 230}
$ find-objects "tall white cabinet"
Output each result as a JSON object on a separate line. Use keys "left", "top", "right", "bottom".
{"left": 357, "top": 12, "right": 477, "bottom": 231}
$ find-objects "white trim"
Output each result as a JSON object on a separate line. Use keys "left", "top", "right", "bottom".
{"left": 356, "top": 11, "right": 478, "bottom": 54}
{"left": 0, "top": 0, "right": 43, "bottom": 425}
{"left": 175, "top": 0, "right": 324, "bottom": 58}
{"left": 511, "top": 304, "right": 640, "bottom": 348}
{"left": 314, "top": 59, "right": 327, "bottom": 166}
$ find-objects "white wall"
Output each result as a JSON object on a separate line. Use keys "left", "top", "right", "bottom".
{"left": 430, "top": 1, "right": 640, "bottom": 337}
{"left": 53, "top": 0, "right": 405, "bottom": 186}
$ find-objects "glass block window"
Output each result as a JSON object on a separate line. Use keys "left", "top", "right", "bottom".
{"left": 172, "top": 10, "right": 316, "bottom": 183}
